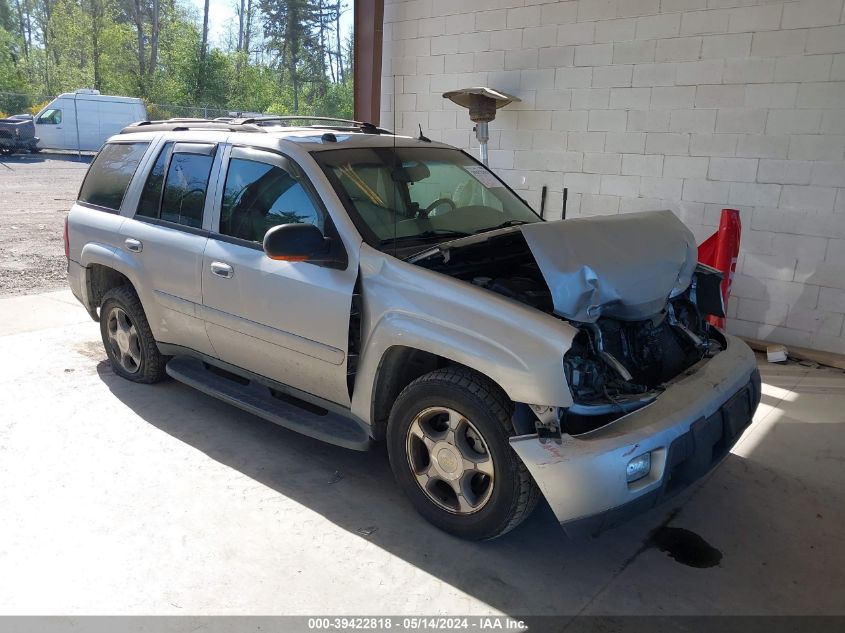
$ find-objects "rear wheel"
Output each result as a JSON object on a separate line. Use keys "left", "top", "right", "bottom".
{"left": 99, "top": 286, "right": 167, "bottom": 383}
{"left": 387, "top": 367, "right": 540, "bottom": 540}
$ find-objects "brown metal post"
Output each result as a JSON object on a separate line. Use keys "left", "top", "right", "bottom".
{"left": 353, "top": 0, "right": 384, "bottom": 126}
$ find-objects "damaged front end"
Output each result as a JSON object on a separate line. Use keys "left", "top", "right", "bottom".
{"left": 519, "top": 209, "right": 728, "bottom": 434}
{"left": 561, "top": 272, "right": 726, "bottom": 434}
{"left": 409, "top": 209, "right": 758, "bottom": 534}
{"left": 410, "top": 210, "right": 729, "bottom": 435}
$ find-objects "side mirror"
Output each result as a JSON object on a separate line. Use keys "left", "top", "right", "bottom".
{"left": 263, "top": 223, "right": 332, "bottom": 263}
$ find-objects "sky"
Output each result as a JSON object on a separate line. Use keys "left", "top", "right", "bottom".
{"left": 188, "top": 0, "right": 354, "bottom": 50}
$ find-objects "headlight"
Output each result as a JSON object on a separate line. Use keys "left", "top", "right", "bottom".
{"left": 626, "top": 452, "right": 651, "bottom": 483}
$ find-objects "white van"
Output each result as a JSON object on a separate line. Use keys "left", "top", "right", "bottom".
{"left": 34, "top": 90, "right": 147, "bottom": 151}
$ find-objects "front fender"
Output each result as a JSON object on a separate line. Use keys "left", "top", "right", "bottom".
{"left": 350, "top": 247, "right": 577, "bottom": 423}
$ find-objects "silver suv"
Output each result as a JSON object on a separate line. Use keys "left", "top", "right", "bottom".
{"left": 66, "top": 117, "right": 760, "bottom": 540}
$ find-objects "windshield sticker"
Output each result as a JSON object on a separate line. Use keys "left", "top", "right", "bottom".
{"left": 464, "top": 165, "right": 500, "bottom": 189}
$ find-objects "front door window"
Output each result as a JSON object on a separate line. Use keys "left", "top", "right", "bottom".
{"left": 38, "top": 109, "right": 62, "bottom": 124}
{"left": 219, "top": 157, "right": 324, "bottom": 243}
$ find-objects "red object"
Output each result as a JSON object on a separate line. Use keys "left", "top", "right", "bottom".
{"left": 697, "top": 209, "right": 741, "bottom": 329}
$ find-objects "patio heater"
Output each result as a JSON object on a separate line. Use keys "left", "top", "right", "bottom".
{"left": 442, "top": 87, "right": 520, "bottom": 166}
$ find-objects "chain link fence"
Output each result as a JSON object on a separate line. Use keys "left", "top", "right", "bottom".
{"left": 145, "top": 102, "right": 234, "bottom": 120}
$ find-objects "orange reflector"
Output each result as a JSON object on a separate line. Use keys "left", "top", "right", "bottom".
{"left": 268, "top": 255, "right": 309, "bottom": 262}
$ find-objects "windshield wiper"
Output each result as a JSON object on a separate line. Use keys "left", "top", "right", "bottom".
{"left": 474, "top": 219, "right": 530, "bottom": 234}
{"left": 380, "top": 229, "right": 471, "bottom": 245}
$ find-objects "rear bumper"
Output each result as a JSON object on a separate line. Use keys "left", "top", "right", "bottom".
{"left": 510, "top": 335, "right": 760, "bottom": 537}
{"left": 0, "top": 138, "right": 38, "bottom": 150}
{"left": 67, "top": 259, "right": 97, "bottom": 320}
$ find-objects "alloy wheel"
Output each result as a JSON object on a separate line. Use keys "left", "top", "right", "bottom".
{"left": 405, "top": 406, "right": 495, "bottom": 515}
{"left": 106, "top": 306, "right": 142, "bottom": 374}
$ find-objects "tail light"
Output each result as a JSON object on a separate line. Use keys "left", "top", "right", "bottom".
{"left": 63, "top": 216, "right": 70, "bottom": 260}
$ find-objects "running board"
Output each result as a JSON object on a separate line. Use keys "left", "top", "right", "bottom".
{"left": 165, "top": 356, "right": 372, "bottom": 451}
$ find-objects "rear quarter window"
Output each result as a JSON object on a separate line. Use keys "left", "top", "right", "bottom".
{"left": 78, "top": 142, "right": 149, "bottom": 212}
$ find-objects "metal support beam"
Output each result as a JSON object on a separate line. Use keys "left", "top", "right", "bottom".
{"left": 353, "top": 0, "right": 385, "bottom": 126}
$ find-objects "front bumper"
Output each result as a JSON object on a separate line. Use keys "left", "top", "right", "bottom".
{"left": 510, "top": 334, "right": 760, "bottom": 537}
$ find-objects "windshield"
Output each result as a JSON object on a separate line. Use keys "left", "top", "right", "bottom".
{"left": 313, "top": 147, "right": 541, "bottom": 249}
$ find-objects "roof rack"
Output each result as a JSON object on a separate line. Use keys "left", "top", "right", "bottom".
{"left": 228, "top": 115, "right": 393, "bottom": 134}
{"left": 120, "top": 119, "right": 265, "bottom": 134}
{"left": 120, "top": 116, "right": 393, "bottom": 136}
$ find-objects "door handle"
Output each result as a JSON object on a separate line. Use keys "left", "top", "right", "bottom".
{"left": 124, "top": 238, "right": 143, "bottom": 253}
{"left": 210, "top": 261, "right": 234, "bottom": 279}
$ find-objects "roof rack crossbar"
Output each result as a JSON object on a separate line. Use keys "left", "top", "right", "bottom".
{"left": 120, "top": 119, "right": 266, "bottom": 134}
{"left": 120, "top": 116, "right": 393, "bottom": 136}
{"left": 234, "top": 115, "right": 362, "bottom": 124}
{"left": 231, "top": 116, "right": 393, "bottom": 134}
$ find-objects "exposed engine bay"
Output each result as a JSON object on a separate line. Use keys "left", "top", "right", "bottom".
{"left": 409, "top": 218, "right": 727, "bottom": 435}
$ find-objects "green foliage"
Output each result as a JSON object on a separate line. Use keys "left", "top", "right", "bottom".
{"left": 28, "top": 99, "right": 52, "bottom": 115}
{"left": 266, "top": 77, "right": 352, "bottom": 119}
{"left": 1, "top": 0, "right": 353, "bottom": 118}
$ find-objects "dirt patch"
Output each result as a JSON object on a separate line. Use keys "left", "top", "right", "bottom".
{"left": 0, "top": 153, "right": 90, "bottom": 296}
{"left": 74, "top": 339, "right": 107, "bottom": 362}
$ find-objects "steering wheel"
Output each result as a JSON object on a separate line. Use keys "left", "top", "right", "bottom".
{"left": 423, "top": 197, "right": 457, "bottom": 217}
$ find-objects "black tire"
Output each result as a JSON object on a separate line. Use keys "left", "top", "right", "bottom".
{"left": 387, "top": 366, "right": 540, "bottom": 540}
{"left": 99, "top": 285, "right": 167, "bottom": 384}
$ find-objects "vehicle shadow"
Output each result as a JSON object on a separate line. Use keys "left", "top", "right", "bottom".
{"left": 92, "top": 359, "right": 838, "bottom": 616}
{"left": 93, "top": 361, "right": 679, "bottom": 616}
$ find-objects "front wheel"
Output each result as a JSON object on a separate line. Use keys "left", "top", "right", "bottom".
{"left": 387, "top": 367, "right": 540, "bottom": 540}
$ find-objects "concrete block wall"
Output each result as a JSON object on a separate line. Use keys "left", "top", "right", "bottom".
{"left": 380, "top": 0, "right": 845, "bottom": 353}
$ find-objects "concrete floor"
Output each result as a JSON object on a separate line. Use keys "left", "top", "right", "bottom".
{"left": 0, "top": 289, "right": 843, "bottom": 616}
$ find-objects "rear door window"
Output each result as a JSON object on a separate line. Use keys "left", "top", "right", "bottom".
{"left": 134, "top": 143, "right": 216, "bottom": 229}
{"left": 78, "top": 142, "right": 149, "bottom": 212}
{"left": 160, "top": 152, "right": 215, "bottom": 228}
{"left": 136, "top": 142, "right": 174, "bottom": 219}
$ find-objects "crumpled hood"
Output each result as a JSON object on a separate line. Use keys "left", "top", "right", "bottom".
{"left": 519, "top": 210, "right": 697, "bottom": 323}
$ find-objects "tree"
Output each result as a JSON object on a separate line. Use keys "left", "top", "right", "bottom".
{"left": 260, "top": 0, "right": 323, "bottom": 112}
{"left": 128, "top": 0, "right": 146, "bottom": 77}
{"left": 10, "top": 0, "right": 33, "bottom": 62}
{"left": 1, "top": 0, "right": 354, "bottom": 119}
{"left": 89, "top": 0, "right": 103, "bottom": 90}
{"left": 199, "top": 0, "right": 208, "bottom": 61}
{"left": 334, "top": 1, "right": 344, "bottom": 82}
{"left": 148, "top": 0, "right": 159, "bottom": 76}
{"left": 195, "top": 0, "right": 209, "bottom": 100}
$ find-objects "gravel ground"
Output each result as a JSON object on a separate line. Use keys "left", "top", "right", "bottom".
{"left": 0, "top": 153, "right": 91, "bottom": 296}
